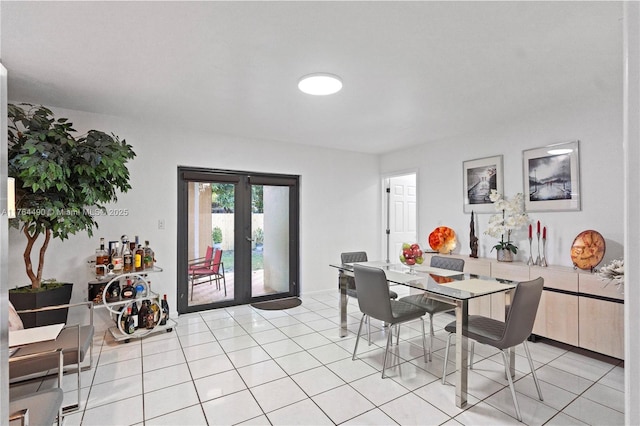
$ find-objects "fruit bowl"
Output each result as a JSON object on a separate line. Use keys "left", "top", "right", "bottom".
{"left": 399, "top": 243, "right": 424, "bottom": 272}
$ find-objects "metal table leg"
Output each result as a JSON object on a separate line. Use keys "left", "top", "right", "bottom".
{"left": 339, "top": 271, "right": 348, "bottom": 337}
{"left": 455, "top": 299, "right": 469, "bottom": 408}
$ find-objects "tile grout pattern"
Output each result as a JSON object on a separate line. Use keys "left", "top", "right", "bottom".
{"left": 14, "top": 288, "right": 624, "bottom": 425}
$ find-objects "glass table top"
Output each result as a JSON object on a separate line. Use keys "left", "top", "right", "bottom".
{"left": 330, "top": 260, "right": 516, "bottom": 301}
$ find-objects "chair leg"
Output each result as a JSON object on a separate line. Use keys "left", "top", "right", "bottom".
{"left": 523, "top": 341, "right": 544, "bottom": 401}
{"left": 382, "top": 328, "right": 393, "bottom": 379}
{"left": 500, "top": 349, "right": 522, "bottom": 422}
{"left": 367, "top": 315, "right": 371, "bottom": 346}
{"left": 421, "top": 318, "right": 428, "bottom": 363}
{"left": 396, "top": 324, "right": 400, "bottom": 346}
{"left": 442, "top": 332, "right": 454, "bottom": 384}
{"left": 352, "top": 314, "right": 366, "bottom": 361}
{"left": 222, "top": 274, "right": 227, "bottom": 296}
{"left": 428, "top": 313, "right": 434, "bottom": 361}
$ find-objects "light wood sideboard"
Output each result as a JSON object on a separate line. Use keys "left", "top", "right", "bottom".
{"left": 424, "top": 253, "right": 624, "bottom": 359}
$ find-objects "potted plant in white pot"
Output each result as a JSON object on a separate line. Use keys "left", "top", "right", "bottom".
{"left": 484, "top": 190, "right": 530, "bottom": 262}
{"left": 8, "top": 103, "right": 136, "bottom": 327}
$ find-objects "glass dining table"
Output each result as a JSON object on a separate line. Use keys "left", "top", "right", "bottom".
{"left": 330, "top": 260, "right": 517, "bottom": 408}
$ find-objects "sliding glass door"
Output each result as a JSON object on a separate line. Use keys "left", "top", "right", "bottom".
{"left": 177, "top": 167, "right": 299, "bottom": 314}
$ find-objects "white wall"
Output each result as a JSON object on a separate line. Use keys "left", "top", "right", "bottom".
{"left": 381, "top": 91, "right": 623, "bottom": 268}
{"left": 7, "top": 106, "right": 381, "bottom": 321}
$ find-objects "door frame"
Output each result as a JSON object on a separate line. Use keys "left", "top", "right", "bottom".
{"left": 177, "top": 166, "right": 300, "bottom": 314}
{"left": 381, "top": 169, "right": 419, "bottom": 262}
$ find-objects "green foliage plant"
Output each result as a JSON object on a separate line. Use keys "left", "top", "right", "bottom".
{"left": 212, "top": 226, "right": 223, "bottom": 244}
{"left": 8, "top": 103, "right": 136, "bottom": 289}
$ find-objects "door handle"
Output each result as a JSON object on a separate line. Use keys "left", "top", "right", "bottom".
{"left": 246, "top": 237, "right": 255, "bottom": 242}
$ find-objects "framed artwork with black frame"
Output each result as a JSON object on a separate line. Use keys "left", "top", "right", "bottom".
{"left": 463, "top": 155, "right": 503, "bottom": 213}
{"left": 523, "top": 140, "right": 580, "bottom": 212}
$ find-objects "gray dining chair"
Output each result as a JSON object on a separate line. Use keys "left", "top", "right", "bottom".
{"left": 341, "top": 251, "right": 398, "bottom": 345}
{"left": 441, "top": 277, "right": 544, "bottom": 422}
{"left": 340, "top": 251, "right": 399, "bottom": 300}
{"left": 352, "top": 264, "right": 428, "bottom": 378}
{"left": 398, "top": 255, "right": 464, "bottom": 360}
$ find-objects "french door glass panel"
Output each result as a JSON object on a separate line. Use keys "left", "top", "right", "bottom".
{"left": 251, "top": 184, "right": 290, "bottom": 297}
{"left": 187, "top": 181, "right": 235, "bottom": 308}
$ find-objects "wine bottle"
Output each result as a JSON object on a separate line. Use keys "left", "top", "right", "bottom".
{"left": 135, "top": 244, "right": 144, "bottom": 272}
{"left": 95, "top": 238, "right": 109, "bottom": 277}
{"left": 143, "top": 241, "right": 155, "bottom": 269}
{"left": 121, "top": 279, "right": 136, "bottom": 299}
{"left": 160, "top": 294, "right": 169, "bottom": 326}
{"left": 130, "top": 301, "right": 139, "bottom": 329}
{"left": 124, "top": 306, "right": 135, "bottom": 335}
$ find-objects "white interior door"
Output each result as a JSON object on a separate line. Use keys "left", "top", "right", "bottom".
{"left": 385, "top": 173, "right": 417, "bottom": 261}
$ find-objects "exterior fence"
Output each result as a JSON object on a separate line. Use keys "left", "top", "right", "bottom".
{"left": 211, "top": 213, "right": 264, "bottom": 251}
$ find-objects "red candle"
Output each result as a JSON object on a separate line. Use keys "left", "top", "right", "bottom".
{"left": 537, "top": 220, "right": 540, "bottom": 234}
{"left": 529, "top": 224, "right": 532, "bottom": 239}
{"left": 543, "top": 226, "right": 547, "bottom": 239}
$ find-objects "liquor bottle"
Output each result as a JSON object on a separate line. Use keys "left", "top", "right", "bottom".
{"left": 106, "top": 280, "right": 121, "bottom": 303}
{"left": 124, "top": 306, "right": 135, "bottom": 335}
{"left": 95, "top": 238, "right": 109, "bottom": 277}
{"left": 146, "top": 303, "right": 156, "bottom": 329}
{"left": 112, "top": 242, "right": 123, "bottom": 273}
{"left": 122, "top": 238, "right": 133, "bottom": 273}
{"left": 121, "top": 279, "right": 136, "bottom": 299}
{"left": 130, "top": 301, "right": 139, "bottom": 329}
{"left": 160, "top": 294, "right": 170, "bottom": 326}
{"left": 134, "top": 244, "right": 145, "bottom": 272}
{"left": 138, "top": 300, "right": 150, "bottom": 329}
{"left": 150, "top": 300, "right": 160, "bottom": 325}
{"left": 143, "top": 241, "right": 155, "bottom": 269}
{"left": 134, "top": 277, "right": 147, "bottom": 298}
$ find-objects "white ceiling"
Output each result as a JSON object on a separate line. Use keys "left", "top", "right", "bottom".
{"left": 1, "top": 1, "right": 622, "bottom": 154}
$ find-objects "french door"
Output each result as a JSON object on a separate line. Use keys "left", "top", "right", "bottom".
{"left": 177, "top": 167, "right": 299, "bottom": 314}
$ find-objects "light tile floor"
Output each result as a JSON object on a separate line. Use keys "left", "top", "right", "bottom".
{"left": 12, "top": 288, "right": 624, "bottom": 425}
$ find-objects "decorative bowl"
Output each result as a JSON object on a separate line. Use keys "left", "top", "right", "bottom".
{"left": 428, "top": 226, "right": 457, "bottom": 254}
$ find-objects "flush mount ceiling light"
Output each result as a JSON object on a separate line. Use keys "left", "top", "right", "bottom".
{"left": 298, "top": 73, "right": 343, "bottom": 95}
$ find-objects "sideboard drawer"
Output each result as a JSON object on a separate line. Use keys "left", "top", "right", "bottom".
{"left": 579, "top": 272, "right": 624, "bottom": 300}
{"left": 533, "top": 267, "right": 578, "bottom": 292}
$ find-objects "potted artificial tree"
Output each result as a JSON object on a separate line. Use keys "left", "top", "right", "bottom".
{"left": 8, "top": 103, "right": 136, "bottom": 327}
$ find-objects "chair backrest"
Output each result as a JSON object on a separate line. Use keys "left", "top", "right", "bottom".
{"left": 430, "top": 255, "right": 465, "bottom": 272}
{"left": 204, "top": 246, "right": 214, "bottom": 264}
{"left": 353, "top": 264, "right": 394, "bottom": 323}
{"left": 498, "top": 276, "right": 544, "bottom": 349}
{"left": 341, "top": 251, "right": 368, "bottom": 264}
{"left": 212, "top": 249, "right": 223, "bottom": 273}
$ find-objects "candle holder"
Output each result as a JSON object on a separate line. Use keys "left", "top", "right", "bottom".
{"left": 527, "top": 237, "right": 534, "bottom": 266}
{"left": 541, "top": 238, "right": 547, "bottom": 267}
{"left": 535, "top": 232, "right": 542, "bottom": 266}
